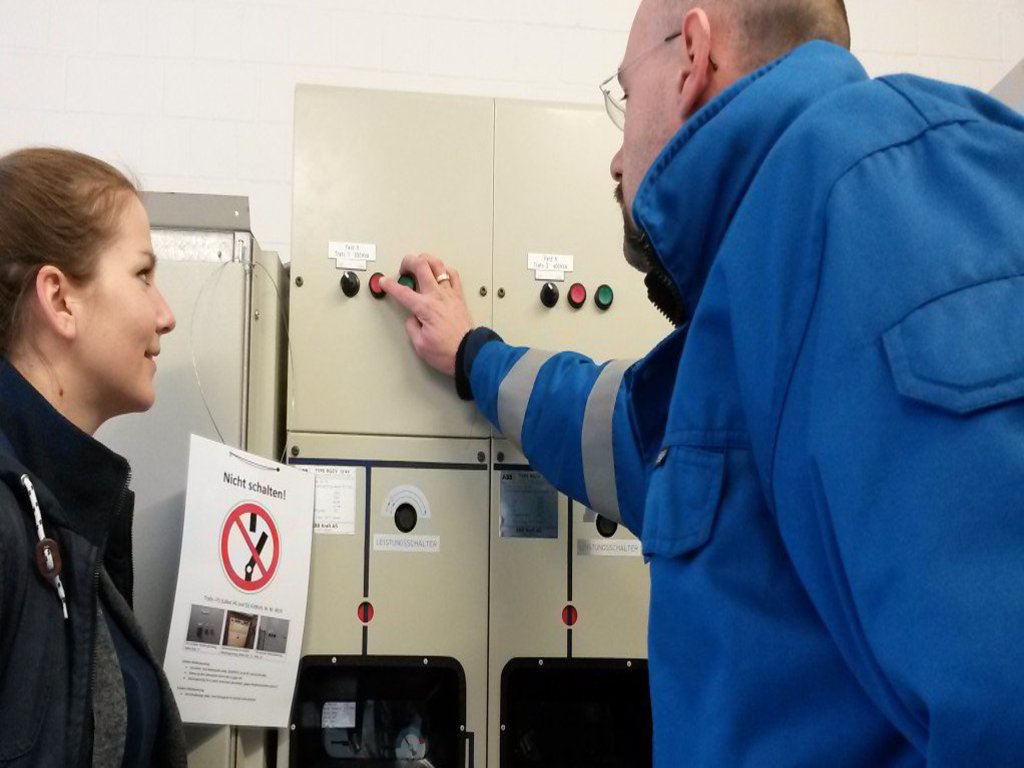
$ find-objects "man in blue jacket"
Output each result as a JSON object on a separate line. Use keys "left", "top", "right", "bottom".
{"left": 382, "top": 0, "right": 1024, "bottom": 764}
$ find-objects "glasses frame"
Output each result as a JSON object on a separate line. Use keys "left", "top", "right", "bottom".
{"left": 600, "top": 31, "right": 718, "bottom": 131}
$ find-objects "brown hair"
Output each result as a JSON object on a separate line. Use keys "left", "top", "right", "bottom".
{"left": 735, "top": 0, "right": 850, "bottom": 69}
{"left": 0, "top": 147, "right": 139, "bottom": 355}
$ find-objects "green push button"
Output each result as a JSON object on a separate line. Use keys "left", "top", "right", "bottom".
{"left": 398, "top": 273, "right": 417, "bottom": 291}
{"left": 595, "top": 284, "right": 614, "bottom": 310}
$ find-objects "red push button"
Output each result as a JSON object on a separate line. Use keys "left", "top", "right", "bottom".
{"left": 562, "top": 605, "right": 578, "bottom": 627}
{"left": 568, "top": 283, "right": 586, "bottom": 309}
{"left": 369, "top": 272, "right": 386, "bottom": 299}
{"left": 357, "top": 601, "right": 374, "bottom": 624}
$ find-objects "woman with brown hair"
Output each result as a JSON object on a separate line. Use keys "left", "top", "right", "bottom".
{"left": 0, "top": 148, "right": 187, "bottom": 767}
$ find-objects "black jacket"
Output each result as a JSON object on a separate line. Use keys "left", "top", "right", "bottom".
{"left": 0, "top": 358, "right": 186, "bottom": 767}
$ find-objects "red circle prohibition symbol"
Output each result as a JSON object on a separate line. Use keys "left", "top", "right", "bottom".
{"left": 220, "top": 502, "right": 280, "bottom": 593}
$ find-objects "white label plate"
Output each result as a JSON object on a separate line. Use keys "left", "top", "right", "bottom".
{"left": 500, "top": 471, "right": 558, "bottom": 539}
{"left": 322, "top": 701, "right": 356, "bottom": 729}
{"left": 329, "top": 241, "right": 376, "bottom": 269}
{"left": 534, "top": 269, "right": 566, "bottom": 282}
{"left": 373, "top": 534, "right": 440, "bottom": 553}
{"left": 576, "top": 538, "right": 642, "bottom": 557}
{"left": 528, "top": 252, "right": 574, "bottom": 272}
{"left": 311, "top": 466, "right": 357, "bottom": 535}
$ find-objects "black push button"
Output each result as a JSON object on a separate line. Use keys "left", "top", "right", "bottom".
{"left": 394, "top": 503, "right": 418, "bottom": 533}
{"left": 595, "top": 515, "right": 618, "bottom": 538}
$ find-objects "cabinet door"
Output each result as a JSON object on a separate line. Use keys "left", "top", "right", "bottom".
{"left": 492, "top": 100, "right": 670, "bottom": 363}
{"left": 290, "top": 86, "right": 494, "bottom": 438}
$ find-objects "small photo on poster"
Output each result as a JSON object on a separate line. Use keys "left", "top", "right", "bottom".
{"left": 222, "top": 610, "right": 258, "bottom": 650}
{"left": 186, "top": 604, "right": 225, "bottom": 646}
{"left": 256, "top": 616, "right": 290, "bottom": 654}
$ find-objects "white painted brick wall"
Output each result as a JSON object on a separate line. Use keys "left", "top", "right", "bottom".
{"left": 66, "top": 56, "right": 164, "bottom": 115}
{"left": 0, "top": 0, "right": 1021, "bottom": 261}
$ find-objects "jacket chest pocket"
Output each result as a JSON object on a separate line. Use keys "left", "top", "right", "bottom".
{"left": 883, "top": 274, "right": 1024, "bottom": 414}
{"left": 641, "top": 445, "right": 725, "bottom": 560}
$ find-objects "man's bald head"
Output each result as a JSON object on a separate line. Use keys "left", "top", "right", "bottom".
{"left": 610, "top": 0, "right": 851, "bottom": 239}
{"left": 664, "top": 0, "right": 850, "bottom": 73}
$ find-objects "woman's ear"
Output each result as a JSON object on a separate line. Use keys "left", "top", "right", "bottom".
{"left": 33, "top": 265, "right": 78, "bottom": 342}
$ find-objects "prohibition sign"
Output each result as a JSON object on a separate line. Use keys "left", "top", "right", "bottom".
{"left": 220, "top": 502, "right": 280, "bottom": 592}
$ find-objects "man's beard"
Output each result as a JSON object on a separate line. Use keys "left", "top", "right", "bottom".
{"left": 614, "top": 183, "right": 686, "bottom": 326}
{"left": 614, "top": 183, "right": 655, "bottom": 274}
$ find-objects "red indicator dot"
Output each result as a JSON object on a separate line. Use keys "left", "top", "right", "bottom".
{"left": 357, "top": 601, "right": 374, "bottom": 624}
{"left": 562, "top": 605, "right": 578, "bottom": 627}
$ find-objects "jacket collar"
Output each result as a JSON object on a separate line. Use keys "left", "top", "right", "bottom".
{"left": 633, "top": 41, "right": 868, "bottom": 324}
{"left": 0, "top": 356, "right": 130, "bottom": 547}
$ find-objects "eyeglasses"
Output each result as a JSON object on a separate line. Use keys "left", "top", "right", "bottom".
{"left": 599, "top": 31, "right": 718, "bottom": 131}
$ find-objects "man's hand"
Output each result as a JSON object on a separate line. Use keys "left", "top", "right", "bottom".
{"left": 379, "top": 253, "right": 473, "bottom": 377}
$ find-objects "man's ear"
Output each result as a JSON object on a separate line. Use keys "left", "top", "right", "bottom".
{"left": 33, "top": 265, "right": 78, "bottom": 341}
{"left": 677, "top": 8, "right": 715, "bottom": 119}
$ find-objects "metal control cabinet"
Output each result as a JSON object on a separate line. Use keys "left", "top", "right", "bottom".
{"left": 288, "top": 434, "right": 490, "bottom": 764}
{"left": 488, "top": 441, "right": 648, "bottom": 768}
{"left": 290, "top": 86, "right": 494, "bottom": 439}
{"left": 492, "top": 99, "right": 664, "bottom": 360}
{"left": 288, "top": 87, "right": 669, "bottom": 767}
{"left": 992, "top": 59, "right": 1024, "bottom": 111}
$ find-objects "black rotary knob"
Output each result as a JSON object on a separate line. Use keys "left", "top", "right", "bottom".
{"left": 540, "top": 282, "right": 559, "bottom": 308}
{"left": 340, "top": 271, "right": 360, "bottom": 297}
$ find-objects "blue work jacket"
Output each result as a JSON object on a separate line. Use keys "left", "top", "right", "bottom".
{"left": 464, "top": 41, "right": 1024, "bottom": 766}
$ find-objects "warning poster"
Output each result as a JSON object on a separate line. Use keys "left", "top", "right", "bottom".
{"left": 162, "top": 435, "right": 315, "bottom": 727}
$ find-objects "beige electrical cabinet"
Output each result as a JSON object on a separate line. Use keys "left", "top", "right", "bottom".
{"left": 992, "top": 59, "right": 1024, "bottom": 112}
{"left": 488, "top": 435, "right": 648, "bottom": 767}
{"left": 287, "top": 86, "right": 668, "bottom": 768}
{"left": 492, "top": 99, "right": 661, "bottom": 359}
{"left": 290, "top": 86, "right": 494, "bottom": 439}
{"left": 289, "top": 433, "right": 489, "bottom": 762}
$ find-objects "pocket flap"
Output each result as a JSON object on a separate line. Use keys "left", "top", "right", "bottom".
{"left": 883, "top": 276, "right": 1024, "bottom": 415}
{"left": 641, "top": 446, "right": 725, "bottom": 558}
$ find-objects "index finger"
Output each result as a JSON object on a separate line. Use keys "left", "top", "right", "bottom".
{"left": 399, "top": 253, "right": 442, "bottom": 292}
{"left": 379, "top": 275, "right": 427, "bottom": 314}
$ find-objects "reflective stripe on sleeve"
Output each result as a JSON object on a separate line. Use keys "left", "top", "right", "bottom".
{"left": 581, "top": 359, "right": 634, "bottom": 523}
{"left": 496, "top": 349, "right": 555, "bottom": 447}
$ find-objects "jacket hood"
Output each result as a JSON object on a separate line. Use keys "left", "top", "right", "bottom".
{"left": 0, "top": 356, "right": 131, "bottom": 547}
{"left": 633, "top": 41, "right": 868, "bottom": 325}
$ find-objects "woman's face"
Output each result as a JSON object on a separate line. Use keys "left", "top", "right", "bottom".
{"left": 71, "top": 195, "right": 175, "bottom": 425}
